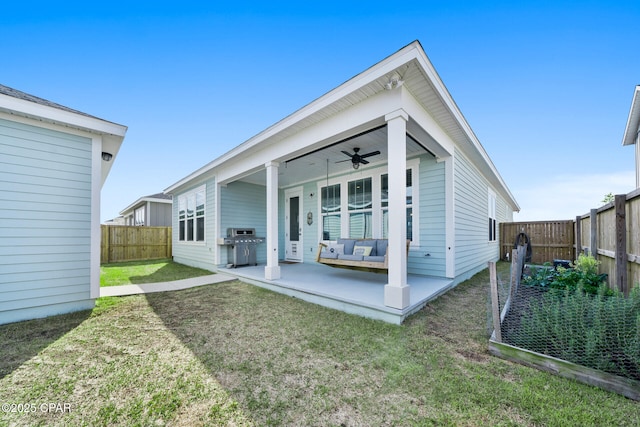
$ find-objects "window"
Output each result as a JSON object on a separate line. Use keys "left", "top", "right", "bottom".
{"left": 321, "top": 184, "right": 341, "bottom": 240}
{"left": 381, "top": 169, "right": 413, "bottom": 240}
{"left": 348, "top": 178, "right": 372, "bottom": 239}
{"left": 134, "top": 206, "right": 145, "bottom": 226}
{"left": 178, "top": 186, "right": 205, "bottom": 242}
{"left": 318, "top": 160, "right": 419, "bottom": 243}
{"left": 488, "top": 190, "right": 497, "bottom": 242}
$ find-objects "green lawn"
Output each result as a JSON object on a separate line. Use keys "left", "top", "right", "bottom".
{"left": 1, "top": 262, "right": 638, "bottom": 426}
{"left": 100, "top": 259, "right": 213, "bottom": 287}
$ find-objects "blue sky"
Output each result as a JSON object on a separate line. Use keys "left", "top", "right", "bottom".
{"left": 2, "top": 1, "right": 639, "bottom": 221}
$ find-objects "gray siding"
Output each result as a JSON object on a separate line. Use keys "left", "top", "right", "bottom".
{"left": 0, "top": 118, "right": 94, "bottom": 324}
{"left": 453, "top": 148, "right": 499, "bottom": 278}
{"left": 149, "top": 201, "right": 172, "bottom": 226}
{"left": 172, "top": 178, "right": 217, "bottom": 271}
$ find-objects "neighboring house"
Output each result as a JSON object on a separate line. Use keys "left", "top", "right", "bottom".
{"left": 119, "top": 193, "right": 172, "bottom": 226}
{"left": 622, "top": 85, "right": 640, "bottom": 189}
{"left": 0, "top": 84, "right": 127, "bottom": 325}
{"left": 165, "top": 41, "right": 519, "bottom": 314}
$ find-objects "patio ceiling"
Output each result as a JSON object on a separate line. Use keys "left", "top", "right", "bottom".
{"left": 238, "top": 125, "right": 435, "bottom": 187}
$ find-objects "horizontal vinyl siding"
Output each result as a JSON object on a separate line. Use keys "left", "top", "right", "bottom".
{"left": 0, "top": 118, "right": 93, "bottom": 323}
{"left": 453, "top": 148, "right": 497, "bottom": 277}
{"left": 409, "top": 155, "right": 446, "bottom": 277}
{"left": 220, "top": 181, "right": 267, "bottom": 265}
{"left": 172, "top": 178, "right": 217, "bottom": 271}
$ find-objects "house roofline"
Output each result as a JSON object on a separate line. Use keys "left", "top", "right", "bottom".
{"left": 622, "top": 85, "right": 640, "bottom": 147}
{"left": 164, "top": 41, "right": 519, "bottom": 211}
{"left": 119, "top": 195, "right": 172, "bottom": 216}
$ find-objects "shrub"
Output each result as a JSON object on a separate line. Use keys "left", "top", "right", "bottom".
{"left": 523, "top": 254, "right": 611, "bottom": 296}
{"left": 512, "top": 284, "right": 640, "bottom": 381}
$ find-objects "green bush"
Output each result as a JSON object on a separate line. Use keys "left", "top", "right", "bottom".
{"left": 523, "top": 254, "right": 611, "bottom": 296}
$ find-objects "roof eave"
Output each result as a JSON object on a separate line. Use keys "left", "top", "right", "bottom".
{"left": 622, "top": 86, "right": 640, "bottom": 147}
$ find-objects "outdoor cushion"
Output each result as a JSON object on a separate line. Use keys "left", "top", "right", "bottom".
{"left": 337, "top": 238, "right": 356, "bottom": 255}
{"left": 353, "top": 245, "right": 373, "bottom": 256}
{"left": 338, "top": 254, "right": 364, "bottom": 261}
{"left": 322, "top": 243, "right": 344, "bottom": 255}
{"left": 363, "top": 255, "right": 385, "bottom": 263}
{"left": 319, "top": 252, "right": 339, "bottom": 259}
{"left": 376, "top": 239, "right": 388, "bottom": 256}
{"left": 355, "top": 240, "right": 377, "bottom": 256}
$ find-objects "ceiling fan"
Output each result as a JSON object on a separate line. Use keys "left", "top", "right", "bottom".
{"left": 337, "top": 147, "right": 381, "bottom": 170}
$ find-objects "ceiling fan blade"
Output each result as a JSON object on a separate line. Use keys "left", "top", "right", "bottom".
{"left": 340, "top": 150, "right": 354, "bottom": 157}
{"left": 360, "top": 159, "right": 370, "bottom": 165}
{"left": 359, "top": 150, "right": 381, "bottom": 159}
{"left": 335, "top": 159, "right": 352, "bottom": 163}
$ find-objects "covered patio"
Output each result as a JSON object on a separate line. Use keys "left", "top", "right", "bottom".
{"left": 219, "top": 262, "right": 453, "bottom": 324}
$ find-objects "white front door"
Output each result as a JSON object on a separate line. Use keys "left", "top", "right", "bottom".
{"left": 285, "top": 187, "right": 303, "bottom": 262}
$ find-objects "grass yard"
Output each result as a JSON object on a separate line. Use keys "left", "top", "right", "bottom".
{"left": 1, "top": 262, "right": 639, "bottom": 426}
{"left": 100, "top": 259, "right": 213, "bottom": 287}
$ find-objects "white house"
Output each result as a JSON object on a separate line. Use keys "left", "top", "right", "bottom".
{"left": 165, "top": 41, "right": 519, "bottom": 322}
{"left": 622, "top": 85, "right": 640, "bottom": 189}
{"left": 0, "top": 84, "right": 127, "bottom": 325}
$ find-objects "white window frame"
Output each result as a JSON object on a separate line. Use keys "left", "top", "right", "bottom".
{"left": 488, "top": 188, "right": 497, "bottom": 242}
{"left": 178, "top": 185, "right": 206, "bottom": 244}
{"left": 317, "top": 158, "right": 420, "bottom": 246}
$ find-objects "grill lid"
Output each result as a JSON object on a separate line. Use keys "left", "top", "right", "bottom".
{"left": 227, "top": 228, "right": 256, "bottom": 237}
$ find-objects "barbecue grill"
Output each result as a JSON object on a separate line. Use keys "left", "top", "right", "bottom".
{"left": 222, "top": 228, "right": 264, "bottom": 268}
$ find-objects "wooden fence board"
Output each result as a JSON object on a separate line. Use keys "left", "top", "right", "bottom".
{"left": 500, "top": 221, "right": 574, "bottom": 265}
{"left": 101, "top": 225, "right": 172, "bottom": 264}
{"left": 503, "top": 189, "right": 640, "bottom": 291}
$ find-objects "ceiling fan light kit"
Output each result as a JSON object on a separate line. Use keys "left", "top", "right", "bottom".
{"left": 337, "top": 147, "right": 381, "bottom": 170}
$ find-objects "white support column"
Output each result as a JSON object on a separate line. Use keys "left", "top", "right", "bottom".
{"left": 265, "top": 161, "right": 281, "bottom": 280}
{"left": 384, "top": 109, "right": 410, "bottom": 309}
{"left": 444, "top": 156, "right": 455, "bottom": 278}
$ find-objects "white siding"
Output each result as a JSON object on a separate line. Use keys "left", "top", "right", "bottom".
{"left": 453, "top": 148, "right": 498, "bottom": 277}
{"left": 0, "top": 118, "right": 94, "bottom": 324}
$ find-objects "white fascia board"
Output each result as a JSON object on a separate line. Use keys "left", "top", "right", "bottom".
{"left": 165, "top": 42, "right": 424, "bottom": 193}
{"left": 118, "top": 197, "right": 172, "bottom": 216}
{"left": 622, "top": 86, "right": 640, "bottom": 147}
{"left": 0, "top": 93, "right": 127, "bottom": 137}
{"left": 413, "top": 47, "right": 520, "bottom": 212}
{"left": 214, "top": 90, "right": 399, "bottom": 185}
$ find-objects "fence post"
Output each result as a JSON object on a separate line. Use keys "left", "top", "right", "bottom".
{"left": 615, "top": 195, "right": 628, "bottom": 295}
{"left": 575, "top": 216, "right": 581, "bottom": 260}
{"left": 590, "top": 208, "right": 598, "bottom": 259}
{"left": 489, "top": 261, "right": 502, "bottom": 343}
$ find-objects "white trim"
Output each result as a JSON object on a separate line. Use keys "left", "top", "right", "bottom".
{"left": 444, "top": 156, "right": 455, "bottom": 278}
{"left": 284, "top": 187, "right": 304, "bottom": 262}
{"left": 215, "top": 180, "right": 222, "bottom": 265}
{"left": 315, "top": 159, "right": 420, "bottom": 245}
{"left": 176, "top": 184, "right": 207, "bottom": 244}
{"left": 90, "top": 136, "right": 103, "bottom": 299}
{"left": 265, "top": 162, "right": 281, "bottom": 279}
{"left": 119, "top": 196, "right": 172, "bottom": 216}
{"left": 0, "top": 93, "right": 127, "bottom": 137}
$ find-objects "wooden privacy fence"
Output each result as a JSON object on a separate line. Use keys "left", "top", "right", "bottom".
{"left": 101, "top": 225, "right": 172, "bottom": 264}
{"left": 576, "top": 189, "right": 640, "bottom": 295}
{"left": 500, "top": 188, "right": 640, "bottom": 295}
{"left": 500, "top": 220, "right": 575, "bottom": 265}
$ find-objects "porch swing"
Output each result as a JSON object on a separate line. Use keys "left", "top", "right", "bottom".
{"left": 315, "top": 238, "right": 410, "bottom": 273}
{"left": 314, "top": 157, "right": 409, "bottom": 273}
